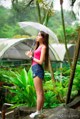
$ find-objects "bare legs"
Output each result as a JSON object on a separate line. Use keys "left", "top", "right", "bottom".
{"left": 29, "top": 76, "right": 44, "bottom": 118}
{"left": 34, "top": 76, "right": 44, "bottom": 111}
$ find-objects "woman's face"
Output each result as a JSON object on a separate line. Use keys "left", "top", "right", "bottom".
{"left": 36, "top": 32, "right": 43, "bottom": 42}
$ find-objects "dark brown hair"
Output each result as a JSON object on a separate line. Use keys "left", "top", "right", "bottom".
{"left": 35, "top": 31, "right": 49, "bottom": 70}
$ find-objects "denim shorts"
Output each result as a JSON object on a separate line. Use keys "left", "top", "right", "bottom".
{"left": 32, "top": 64, "right": 44, "bottom": 80}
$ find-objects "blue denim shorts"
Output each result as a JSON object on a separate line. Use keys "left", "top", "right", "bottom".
{"left": 32, "top": 64, "right": 44, "bottom": 80}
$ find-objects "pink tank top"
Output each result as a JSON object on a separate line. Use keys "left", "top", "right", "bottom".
{"left": 32, "top": 46, "right": 42, "bottom": 66}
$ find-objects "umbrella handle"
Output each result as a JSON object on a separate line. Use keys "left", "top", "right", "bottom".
{"left": 31, "top": 40, "right": 35, "bottom": 50}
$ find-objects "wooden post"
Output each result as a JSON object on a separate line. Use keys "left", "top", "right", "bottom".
{"left": 2, "top": 110, "right": 5, "bottom": 119}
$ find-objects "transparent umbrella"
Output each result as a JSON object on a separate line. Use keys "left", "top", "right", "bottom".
{"left": 18, "top": 22, "right": 58, "bottom": 80}
{"left": 18, "top": 21, "right": 59, "bottom": 44}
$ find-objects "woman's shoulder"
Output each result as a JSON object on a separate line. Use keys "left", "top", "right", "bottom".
{"left": 41, "top": 45, "right": 46, "bottom": 51}
{"left": 42, "top": 45, "right": 46, "bottom": 49}
{"left": 39, "top": 45, "right": 46, "bottom": 50}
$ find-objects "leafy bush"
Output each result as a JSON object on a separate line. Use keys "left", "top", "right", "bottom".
{"left": 72, "top": 65, "right": 80, "bottom": 96}
{"left": 2, "top": 64, "right": 80, "bottom": 109}
{"left": 3, "top": 68, "right": 36, "bottom": 107}
{"left": 0, "top": 68, "right": 11, "bottom": 82}
{"left": 60, "top": 64, "right": 80, "bottom": 98}
{"left": 43, "top": 78, "right": 68, "bottom": 108}
{"left": 2, "top": 67, "right": 68, "bottom": 109}
{"left": 0, "top": 24, "right": 23, "bottom": 38}
{"left": 44, "top": 71, "right": 51, "bottom": 81}
{"left": 44, "top": 90, "right": 60, "bottom": 108}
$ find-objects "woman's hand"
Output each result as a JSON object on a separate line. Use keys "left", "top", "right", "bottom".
{"left": 25, "top": 50, "right": 32, "bottom": 58}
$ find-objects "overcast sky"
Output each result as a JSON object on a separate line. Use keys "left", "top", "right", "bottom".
{"left": 0, "top": 0, "right": 71, "bottom": 11}
{"left": 0, "top": 0, "right": 11, "bottom": 8}
{"left": 54, "top": 0, "right": 71, "bottom": 11}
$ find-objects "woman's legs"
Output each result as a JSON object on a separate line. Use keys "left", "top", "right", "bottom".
{"left": 34, "top": 76, "right": 44, "bottom": 111}
{"left": 29, "top": 76, "right": 44, "bottom": 118}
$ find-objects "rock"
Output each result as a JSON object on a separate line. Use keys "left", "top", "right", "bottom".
{"left": 66, "top": 96, "right": 80, "bottom": 108}
{"left": 1, "top": 105, "right": 80, "bottom": 119}
{"left": 47, "top": 106, "right": 80, "bottom": 119}
{"left": 13, "top": 105, "right": 80, "bottom": 119}
{"left": 14, "top": 106, "right": 36, "bottom": 119}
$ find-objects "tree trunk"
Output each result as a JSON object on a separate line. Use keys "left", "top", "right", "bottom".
{"left": 66, "top": 28, "right": 80, "bottom": 104}
{"left": 48, "top": 57, "right": 55, "bottom": 82}
{"left": 60, "top": 0, "right": 72, "bottom": 67}
{"left": 36, "top": 1, "right": 42, "bottom": 23}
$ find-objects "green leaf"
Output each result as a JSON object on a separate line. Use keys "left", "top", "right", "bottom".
{"left": 20, "top": 68, "right": 29, "bottom": 86}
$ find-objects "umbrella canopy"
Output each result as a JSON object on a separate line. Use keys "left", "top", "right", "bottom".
{"left": 18, "top": 21, "right": 59, "bottom": 43}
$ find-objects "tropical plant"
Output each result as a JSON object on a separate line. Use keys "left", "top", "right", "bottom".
{"left": 44, "top": 71, "right": 51, "bottom": 82}
{"left": 43, "top": 76, "right": 68, "bottom": 108}
{"left": 1, "top": 66, "right": 69, "bottom": 108}
{"left": 3, "top": 68, "right": 36, "bottom": 107}
{"left": 72, "top": 65, "right": 80, "bottom": 95}
{"left": 62, "top": 63, "right": 80, "bottom": 98}
{"left": 61, "top": 63, "right": 80, "bottom": 97}
{"left": 57, "top": 25, "right": 78, "bottom": 43}
{"left": 66, "top": 28, "right": 80, "bottom": 104}
{"left": 44, "top": 90, "right": 60, "bottom": 108}
{"left": 0, "top": 68, "right": 11, "bottom": 82}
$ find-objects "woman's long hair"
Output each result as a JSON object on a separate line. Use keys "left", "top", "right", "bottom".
{"left": 35, "top": 31, "right": 49, "bottom": 70}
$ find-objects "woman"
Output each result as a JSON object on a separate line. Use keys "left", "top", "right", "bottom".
{"left": 26, "top": 31, "right": 49, "bottom": 118}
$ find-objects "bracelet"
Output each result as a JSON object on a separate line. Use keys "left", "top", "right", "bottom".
{"left": 31, "top": 56, "right": 34, "bottom": 60}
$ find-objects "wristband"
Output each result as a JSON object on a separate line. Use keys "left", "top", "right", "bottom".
{"left": 31, "top": 56, "right": 34, "bottom": 60}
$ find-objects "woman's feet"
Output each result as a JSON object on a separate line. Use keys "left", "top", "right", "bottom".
{"left": 29, "top": 110, "right": 42, "bottom": 118}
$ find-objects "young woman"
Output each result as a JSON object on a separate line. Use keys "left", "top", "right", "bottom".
{"left": 26, "top": 31, "right": 49, "bottom": 118}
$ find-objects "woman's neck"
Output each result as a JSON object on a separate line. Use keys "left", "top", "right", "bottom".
{"left": 39, "top": 43, "right": 43, "bottom": 46}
